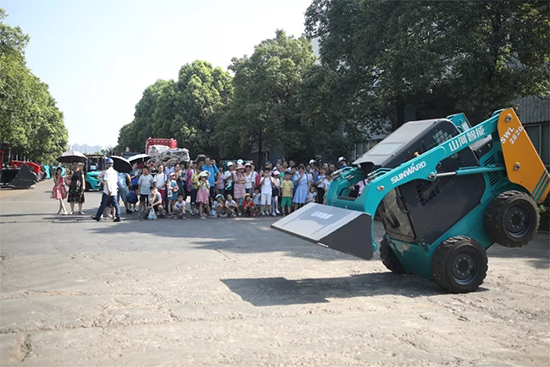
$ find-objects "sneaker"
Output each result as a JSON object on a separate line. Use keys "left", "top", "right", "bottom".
{"left": 113, "top": 218, "right": 121, "bottom": 222}
{"left": 126, "top": 209, "right": 131, "bottom": 214}
{"left": 271, "top": 212, "right": 277, "bottom": 217}
{"left": 91, "top": 216, "right": 100, "bottom": 222}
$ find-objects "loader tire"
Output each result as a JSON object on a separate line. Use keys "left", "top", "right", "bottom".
{"left": 380, "top": 237, "right": 405, "bottom": 274}
{"left": 431, "top": 236, "right": 487, "bottom": 293}
{"left": 485, "top": 190, "right": 539, "bottom": 248}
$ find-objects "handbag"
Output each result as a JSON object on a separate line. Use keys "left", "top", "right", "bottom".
{"left": 148, "top": 209, "right": 157, "bottom": 220}
{"left": 127, "top": 191, "right": 138, "bottom": 204}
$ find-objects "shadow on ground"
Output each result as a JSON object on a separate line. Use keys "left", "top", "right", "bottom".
{"left": 221, "top": 273, "right": 490, "bottom": 306}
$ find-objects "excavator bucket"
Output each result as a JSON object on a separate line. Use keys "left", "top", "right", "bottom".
{"left": 0, "top": 165, "right": 38, "bottom": 189}
{"left": 271, "top": 203, "right": 374, "bottom": 260}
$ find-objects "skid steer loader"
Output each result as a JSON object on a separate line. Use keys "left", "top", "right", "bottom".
{"left": 272, "top": 108, "right": 549, "bottom": 293}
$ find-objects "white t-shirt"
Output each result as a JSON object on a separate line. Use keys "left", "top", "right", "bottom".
{"left": 225, "top": 200, "right": 237, "bottom": 207}
{"left": 139, "top": 174, "right": 154, "bottom": 195}
{"left": 224, "top": 170, "right": 234, "bottom": 184}
{"left": 261, "top": 176, "right": 272, "bottom": 194}
{"left": 245, "top": 171, "right": 257, "bottom": 189}
{"left": 103, "top": 167, "right": 119, "bottom": 196}
{"left": 155, "top": 172, "right": 167, "bottom": 190}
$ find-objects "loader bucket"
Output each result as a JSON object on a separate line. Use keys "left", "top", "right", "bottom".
{"left": 271, "top": 203, "right": 374, "bottom": 260}
{"left": 0, "top": 165, "right": 37, "bottom": 189}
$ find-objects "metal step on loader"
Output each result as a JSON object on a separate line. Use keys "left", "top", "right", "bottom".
{"left": 272, "top": 108, "right": 549, "bottom": 293}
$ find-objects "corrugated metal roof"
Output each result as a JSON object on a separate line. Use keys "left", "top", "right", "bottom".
{"left": 514, "top": 95, "right": 550, "bottom": 124}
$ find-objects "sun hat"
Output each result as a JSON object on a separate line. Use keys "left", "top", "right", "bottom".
{"left": 245, "top": 162, "right": 251, "bottom": 167}
{"left": 215, "top": 194, "right": 223, "bottom": 199}
{"left": 236, "top": 164, "right": 245, "bottom": 171}
{"left": 272, "top": 170, "right": 279, "bottom": 176}
{"left": 237, "top": 159, "right": 244, "bottom": 165}
{"left": 227, "top": 161, "right": 234, "bottom": 167}
{"left": 338, "top": 157, "right": 346, "bottom": 162}
{"left": 244, "top": 193, "right": 250, "bottom": 198}
{"left": 309, "top": 159, "right": 315, "bottom": 164}
{"left": 199, "top": 171, "right": 209, "bottom": 177}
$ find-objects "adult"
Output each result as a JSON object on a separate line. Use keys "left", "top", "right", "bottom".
{"left": 67, "top": 161, "right": 85, "bottom": 215}
{"left": 51, "top": 167, "right": 68, "bottom": 215}
{"left": 164, "top": 161, "right": 175, "bottom": 176}
{"left": 155, "top": 164, "right": 168, "bottom": 205}
{"left": 233, "top": 164, "right": 247, "bottom": 208}
{"left": 329, "top": 163, "right": 337, "bottom": 174}
{"left": 202, "top": 157, "right": 219, "bottom": 202}
{"left": 244, "top": 163, "right": 257, "bottom": 194}
{"left": 174, "top": 163, "right": 186, "bottom": 198}
{"left": 224, "top": 162, "right": 235, "bottom": 198}
{"left": 117, "top": 171, "right": 131, "bottom": 214}
{"left": 338, "top": 157, "right": 347, "bottom": 167}
{"left": 91, "top": 158, "right": 121, "bottom": 222}
{"left": 289, "top": 160, "right": 296, "bottom": 169}
{"left": 292, "top": 164, "right": 308, "bottom": 210}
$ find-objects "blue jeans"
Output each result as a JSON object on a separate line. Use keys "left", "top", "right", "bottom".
{"left": 94, "top": 192, "right": 120, "bottom": 220}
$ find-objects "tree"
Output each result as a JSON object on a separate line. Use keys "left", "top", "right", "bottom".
{"left": 305, "top": 0, "right": 550, "bottom": 129}
{"left": 0, "top": 9, "right": 68, "bottom": 163}
{"left": 216, "top": 30, "right": 318, "bottom": 165}
{"left": 116, "top": 61, "right": 232, "bottom": 158}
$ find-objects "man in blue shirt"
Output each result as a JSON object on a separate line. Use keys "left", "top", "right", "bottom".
{"left": 202, "top": 157, "right": 219, "bottom": 203}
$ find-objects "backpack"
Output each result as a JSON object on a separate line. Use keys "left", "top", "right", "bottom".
{"left": 127, "top": 191, "right": 138, "bottom": 204}
{"left": 255, "top": 172, "right": 261, "bottom": 187}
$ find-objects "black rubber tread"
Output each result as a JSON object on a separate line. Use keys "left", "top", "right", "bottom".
{"left": 431, "top": 236, "right": 488, "bottom": 293}
{"left": 380, "top": 237, "right": 405, "bottom": 274}
{"left": 484, "top": 190, "right": 539, "bottom": 248}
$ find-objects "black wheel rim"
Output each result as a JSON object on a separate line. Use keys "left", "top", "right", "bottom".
{"left": 505, "top": 204, "right": 532, "bottom": 238}
{"left": 451, "top": 252, "right": 477, "bottom": 285}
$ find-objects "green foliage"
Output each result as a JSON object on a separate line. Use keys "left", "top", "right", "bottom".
{"left": 0, "top": 9, "right": 68, "bottom": 163}
{"left": 216, "top": 30, "right": 351, "bottom": 163}
{"left": 306, "top": 0, "right": 550, "bottom": 128}
{"left": 116, "top": 61, "right": 232, "bottom": 157}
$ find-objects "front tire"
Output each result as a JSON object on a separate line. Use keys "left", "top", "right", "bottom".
{"left": 485, "top": 190, "right": 539, "bottom": 248}
{"left": 380, "top": 237, "right": 405, "bottom": 274}
{"left": 432, "top": 236, "right": 487, "bottom": 293}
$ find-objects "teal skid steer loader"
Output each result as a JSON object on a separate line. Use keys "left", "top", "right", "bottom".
{"left": 272, "top": 108, "right": 549, "bottom": 293}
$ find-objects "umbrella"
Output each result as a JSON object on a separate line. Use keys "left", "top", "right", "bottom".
{"left": 110, "top": 156, "right": 132, "bottom": 174}
{"left": 57, "top": 150, "right": 87, "bottom": 163}
{"left": 128, "top": 154, "right": 150, "bottom": 164}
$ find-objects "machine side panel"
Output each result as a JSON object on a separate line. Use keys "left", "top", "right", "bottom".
{"left": 498, "top": 108, "right": 550, "bottom": 203}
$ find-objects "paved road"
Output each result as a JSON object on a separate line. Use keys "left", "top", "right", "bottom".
{"left": 1, "top": 180, "right": 549, "bottom": 366}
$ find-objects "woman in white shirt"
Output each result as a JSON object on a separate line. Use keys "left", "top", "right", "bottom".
{"left": 155, "top": 164, "right": 168, "bottom": 206}
{"left": 244, "top": 163, "right": 257, "bottom": 194}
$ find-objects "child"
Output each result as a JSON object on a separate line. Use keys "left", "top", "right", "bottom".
{"left": 138, "top": 166, "right": 154, "bottom": 213}
{"left": 196, "top": 171, "right": 210, "bottom": 219}
{"left": 316, "top": 167, "right": 326, "bottom": 204}
{"left": 190, "top": 165, "right": 201, "bottom": 216}
{"left": 280, "top": 172, "right": 294, "bottom": 216}
{"left": 242, "top": 193, "right": 257, "bottom": 217}
{"left": 252, "top": 187, "right": 261, "bottom": 208}
{"left": 213, "top": 194, "right": 226, "bottom": 218}
{"left": 167, "top": 172, "right": 178, "bottom": 216}
{"left": 323, "top": 174, "right": 332, "bottom": 204}
{"left": 225, "top": 194, "right": 239, "bottom": 217}
{"left": 51, "top": 167, "right": 68, "bottom": 215}
{"left": 271, "top": 170, "right": 280, "bottom": 216}
{"left": 306, "top": 186, "right": 317, "bottom": 204}
{"left": 260, "top": 168, "right": 274, "bottom": 216}
{"left": 174, "top": 193, "right": 187, "bottom": 219}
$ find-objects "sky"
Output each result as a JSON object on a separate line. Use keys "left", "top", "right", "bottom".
{"left": 2, "top": 0, "right": 312, "bottom": 148}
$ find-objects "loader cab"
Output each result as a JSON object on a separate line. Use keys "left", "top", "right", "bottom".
{"left": 353, "top": 118, "right": 488, "bottom": 245}
{"left": 85, "top": 155, "right": 105, "bottom": 191}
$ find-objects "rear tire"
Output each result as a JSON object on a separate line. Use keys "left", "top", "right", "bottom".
{"left": 432, "top": 236, "right": 487, "bottom": 293}
{"left": 485, "top": 190, "right": 539, "bottom": 248}
{"left": 380, "top": 237, "right": 405, "bottom": 274}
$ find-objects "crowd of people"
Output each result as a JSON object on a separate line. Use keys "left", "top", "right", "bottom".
{"left": 51, "top": 155, "right": 349, "bottom": 221}
{"left": 124, "top": 156, "right": 348, "bottom": 220}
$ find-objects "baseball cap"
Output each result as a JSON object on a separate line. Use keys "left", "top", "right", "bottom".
{"left": 106, "top": 158, "right": 114, "bottom": 165}
{"left": 338, "top": 157, "right": 346, "bottom": 162}
{"left": 227, "top": 161, "right": 234, "bottom": 166}
{"left": 309, "top": 159, "right": 315, "bottom": 164}
{"left": 237, "top": 159, "right": 244, "bottom": 165}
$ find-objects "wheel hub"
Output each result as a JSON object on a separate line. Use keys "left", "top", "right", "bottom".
{"left": 505, "top": 206, "right": 530, "bottom": 237}
{"left": 452, "top": 253, "right": 476, "bottom": 284}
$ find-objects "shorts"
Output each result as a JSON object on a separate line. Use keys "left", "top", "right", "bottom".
{"left": 260, "top": 192, "right": 272, "bottom": 205}
{"left": 281, "top": 197, "right": 292, "bottom": 208}
{"left": 118, "top": 187, "right": 128, "bottom": 202}
{"left": 139, "top": 194, "right": 149, "bottom": 205}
